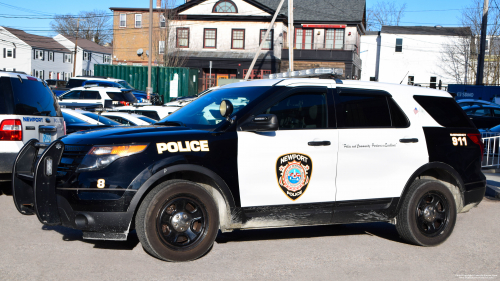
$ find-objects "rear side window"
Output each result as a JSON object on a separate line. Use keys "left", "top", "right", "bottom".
{"left": 81, "top": 91, "right": 101, "bottom": 100}
{"left": 414, "top": 96, "right": 474, "bottom": 128}
{"left": 67, "top": 79, "right": 85, "bottom": 88}
{"left": 335, "top": 90, "right": 409, "bottom": 128}
{"left": 134, "top": 110, "right": 160, "bottom": 120}
{"left": 106, "top": 91, "right": 138, "bottom": 103}
{"left": 61, "top": 90, "right": 81, "bottom": 99}
{"left": 8, "top": 77, "right": 62, "bottom": 117}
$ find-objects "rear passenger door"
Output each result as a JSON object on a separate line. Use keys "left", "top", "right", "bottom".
{"left": 334, "top": 87, "right": 428, "bottom": 202}
{"left": 59, "top": 90, "right": 82, "bottom": 105}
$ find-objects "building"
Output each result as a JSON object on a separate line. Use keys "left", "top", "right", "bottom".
{"left": 53, "top": 35, "right": 112, "bottom": 77}
{"left": 360, "top": 26, "right": 471, "bottom": 88}
{"left": 110, "top": 0, "right": 366, "bottom": 89}
{"left": 0, "top": 26, "right": 74, "bottom": 80}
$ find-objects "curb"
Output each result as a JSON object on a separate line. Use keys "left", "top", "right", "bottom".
{"left": 485, "top": 185, "right": 500, "bottom": 200}
{"left": 482, "top": 169, "right": 500, "bottom": 174}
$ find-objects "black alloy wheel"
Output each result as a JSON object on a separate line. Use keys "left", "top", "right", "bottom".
{"left": 396, "top": 179, "right": 457, "bottom": 246}
{"left": 136, "top": 180, "right": 219, "bottom": 261}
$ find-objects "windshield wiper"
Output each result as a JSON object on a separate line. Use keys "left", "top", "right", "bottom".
{"left": 33, "top": 110, "right": 51, "bottom": 116}
{"left": 159, "top": 121, "right": 185, "bottom": 127}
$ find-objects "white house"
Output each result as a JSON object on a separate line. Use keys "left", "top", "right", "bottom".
{"left": 53, "top": 35, "right": 112, "bottom": 77}
{"left": 0, "top": 26, "right": 74, "bottom": 80}
{"left": 360, "top": 26, "right": 470, "bottom": 88}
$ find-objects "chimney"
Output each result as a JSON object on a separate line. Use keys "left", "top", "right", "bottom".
{"left": 156, "top": 0, "right": 161, "bottom": 8}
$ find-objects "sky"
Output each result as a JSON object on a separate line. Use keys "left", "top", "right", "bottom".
{"left": 0, "top": 0, "right": 483, "bottom": 37}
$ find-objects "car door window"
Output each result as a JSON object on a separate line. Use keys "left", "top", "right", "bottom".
{"left": 261, "top": 92, "right": 327, "bottom": 129}
{"left": 493, "top": 109, "right": 500, "bottom": 117}
{"left": 61, "top": 91, "right": 81, "bottom": 100}
{"left": 81, "top": 91, "right": 101, "bottom": 100}
{"left": 472, "top": 108, "right": 491, "bottom": 116}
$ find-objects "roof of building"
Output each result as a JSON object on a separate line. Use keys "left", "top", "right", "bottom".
{"left": 2, "top": 27, "right": 70, "bottom": 52}
{"left": 364, "top": 31, "right": 380, "bottom": 36}
{"left": 381, "top": 26, "right": 472, "bottom": 36}
{"left": 63, "top": 37, "right": 112, "bottom": 54}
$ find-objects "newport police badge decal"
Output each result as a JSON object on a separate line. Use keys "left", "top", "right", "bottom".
{"left": 276, "top": 153, "right": 313, "bottom": 200}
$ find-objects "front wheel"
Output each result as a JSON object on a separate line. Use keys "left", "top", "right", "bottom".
{"left": 396, "top": 179, "right": 457, "bottom": 246}
{"left": 135, "top": 180, "right": 219, "bottom": 261}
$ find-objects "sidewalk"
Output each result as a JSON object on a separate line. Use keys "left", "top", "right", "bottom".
{"left": 483, "top": 170, "right": 500, "bottom": 200}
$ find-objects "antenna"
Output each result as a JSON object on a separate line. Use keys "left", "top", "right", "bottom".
{"left": 400, "top": 71, "right": 409, "bottom": 84}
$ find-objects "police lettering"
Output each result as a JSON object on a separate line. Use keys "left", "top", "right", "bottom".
{"left": 157, "top": 140, "right": 209, "bottom": 154}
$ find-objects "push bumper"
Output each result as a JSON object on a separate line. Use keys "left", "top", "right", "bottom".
{"left": 463, "top": 181, "right": 487, "bottom": 206}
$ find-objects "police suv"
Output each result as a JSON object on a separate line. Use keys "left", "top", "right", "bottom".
{"left": 12, "top": 77, "right": 485, "bottom": 262}
{"left": 0, "top": 71, "right": 64, "bottom": 183}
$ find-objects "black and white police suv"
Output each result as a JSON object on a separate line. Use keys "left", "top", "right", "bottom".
{"left": 12, "top": 77, "right": 485, "bottom": 261}
{"left": 0, "top": 71, "right": 64, "bottom": 183}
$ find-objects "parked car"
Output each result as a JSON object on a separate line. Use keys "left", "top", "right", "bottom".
{"left": 462, "top": 105, "right": 500, "bottom": 129}
{"left": 101, "top": 112, "right": 152, "bottom": 126}
{"left": 13, "top": 77, "right": 485, "bottom": 262}
{"left": 57, "top": 86, "right": 138, "bottom": 109}
{"left": 115, "top": 105, "right": 178, "bottom": 120}
{"left": 81, "top": 80, "right": 162, "bottom": 104}
{"left": 456, "top": 99, "right": 499, "bottom": 108}
{"left": 68, "top": 109, "right": 123, "bottom": 127}
{"left": 60, "top": 108, "right": 113, "bottom": 134}
{"left": 0, "top": 71, "right": 65, "bottom": 182}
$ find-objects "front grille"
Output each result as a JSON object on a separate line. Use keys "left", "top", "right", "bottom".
{"left": 56, "top": 145, "right": 91, "bottom": 186}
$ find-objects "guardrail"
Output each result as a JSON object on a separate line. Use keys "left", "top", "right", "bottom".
{"left": 483, "top": 135, "right": 500, "bottom": 168}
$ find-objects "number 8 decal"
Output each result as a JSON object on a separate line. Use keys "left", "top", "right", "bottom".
{"left": 97, "top": 179, "right": 105, "bottom": 188}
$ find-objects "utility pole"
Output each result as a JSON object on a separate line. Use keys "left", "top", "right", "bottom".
{"left": 476, "top": 0, "right": 489, "bottom": 85}
{"left": 72, "top": 18, "right": 85, "bottom": 77}
{"left": 147, "top": 0, "right": 153, "bottom": 100}
{"left": 244, "top": 0, "right": 285, "bottom": 80}
{"left": 288, "top": 0, "right": 294, "bottom": 72}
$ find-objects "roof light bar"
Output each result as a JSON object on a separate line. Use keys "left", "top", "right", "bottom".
{"left": 263, "top": 67, "right": 344, "bottom": 79}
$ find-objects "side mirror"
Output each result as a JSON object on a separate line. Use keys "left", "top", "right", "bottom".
{"left": 220, "top": 100, "right": 233, "bottom": 118}
{"left": 240, "top": 114, "right": 279, "bottom": 132}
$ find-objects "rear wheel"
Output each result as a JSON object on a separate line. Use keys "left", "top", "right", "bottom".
{"left": 135, "top": 180, "right": 219, "bottom": 261}
{"left": 396, "top": 179, "right": 457, "bottom": 246}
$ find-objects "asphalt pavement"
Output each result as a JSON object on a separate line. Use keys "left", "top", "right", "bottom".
{"left": 0, "top": 180, "right": 499, "bottom": 280}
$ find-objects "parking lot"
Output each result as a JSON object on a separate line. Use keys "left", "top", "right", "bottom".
{"left": 0, "top": 182, "right": 498, "bottom": 280}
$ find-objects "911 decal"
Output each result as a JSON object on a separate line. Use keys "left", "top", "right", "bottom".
{"left": 450, "top": 133, "right": 467, "bottom": 146}
{"left": 276, "top": 153, "right": 313, "bottom": 201}
{"left": 156, "top": 140, "right": 209, "bottom": 154}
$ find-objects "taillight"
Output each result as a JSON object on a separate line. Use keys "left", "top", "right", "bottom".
{"left": 119, "top": 101, "right": 130, "bottom": 106}
{"left": 0, "top": 119, "right": 22, "bottom": 141}
{"left": 468, "top": 133, "right": 484, "bottom": 161}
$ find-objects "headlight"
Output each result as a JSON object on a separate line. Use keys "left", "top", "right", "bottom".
{"left": 76, "top": 144, "right": 148, "bottom": 172}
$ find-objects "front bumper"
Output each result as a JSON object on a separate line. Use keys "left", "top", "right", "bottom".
{"left": 12, "top": 139, "right": 133, "bottom": 239}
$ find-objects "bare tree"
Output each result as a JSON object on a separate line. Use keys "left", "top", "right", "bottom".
{"left": 366, "top": 1, "right": 406, "bottom": 31}
{"left": 439, "top": 31, "right": 474, "bottom": 84}
{"left": 50, "top": 10, "right": 112, "bottom": 45}
{"left": 152, "top": 0, "right": 188, "bottom": 67}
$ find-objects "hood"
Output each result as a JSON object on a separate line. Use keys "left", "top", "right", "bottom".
{"left": 61, "top": 125, "right": 210, "bottom": 146}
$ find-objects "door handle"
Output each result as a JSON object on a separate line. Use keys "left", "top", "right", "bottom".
{"left": 400, "top": 138, "right": 418, "bottom": 143}
{"left": 308, "top": 141, "right": 331, "bottom": 146}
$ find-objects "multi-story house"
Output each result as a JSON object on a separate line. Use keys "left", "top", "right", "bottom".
{"left": 360, "top": 26, "right": 471, "bottom": 88}
{"left": 0, "top": 26, "right": 74, "bottom": 80}
{"left": 53, "top": 35, "right": 112, "bottom": 77}
{"left": 110, "top": 0, "right": 366, "bottom": 89}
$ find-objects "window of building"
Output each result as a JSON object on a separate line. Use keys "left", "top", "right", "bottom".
{"left": 203, "top": 28, "right": 217, "bottom": 48}
{"left": 261, "top": 92, "right": 328, "bottom": 130}
{"left": 83, "top": 51, "right": 89, "bottom": 61}
{"left": 295, "top": 28, "right": 313, "bottom": 49}
{"left": 160, "top": 14, "right": 166, "bottom": 28}
{"left": 395, "top": 38, "right": 403, "bottom": 52}
{"left": 64, "top": 53, "right": 72, "bottom": 63}
{"left": 370, "top": 77, "right": 376, "bottom": 81}
{"left": 232, "top": 29, "right": 245, "bottom": 49}
{"left": 6, "top": 48, "right": 13, "bottom": 58}
{"left": 430, "top": 76, "right": 437, "bottom": 89}
{"left": 48, "top": 52, "right": 53, "bottom": 61}
{"left": 35, "top": 50, "right": 44, "bottom": 60}
{"left": 408, "top": 76, "right": 414, "bottom": 85}
{"left": 325, "top": 29, "right": 344, "bottom": 49}
{"left": 260, "top": 29, "right": 273, "bottom": 50}
{"left": 212, "top": 0, "right": 237, "bottom": 13}
{"left": 120, "top": 14, "right": 126, "bottom": 27}
{"left": 33, "top": 70, "right": 44, "bottom": 79}
{"left": 159, "top": 41, "right": 165, "bottom": 54}
{"left": 104, "top": 55, "right": 111, "bottom": 63}
{"left": 135, "top": 14, "right": 142, "bottom": 28}
{"left": 176, "top": 28, "right": 189, "bottom": 48}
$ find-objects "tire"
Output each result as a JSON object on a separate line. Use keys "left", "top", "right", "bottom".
{"left": 135, "top": 180, "right": 219, "bottom": 261}
{"left": 396, "top": 179, "right": 457, "bottom": 247}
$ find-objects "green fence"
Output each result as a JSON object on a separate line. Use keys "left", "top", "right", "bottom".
{"left": 94, "top": 65, "right": 199, "bottom": 102}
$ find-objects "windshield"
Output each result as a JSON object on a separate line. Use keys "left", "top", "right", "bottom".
{"left": 158, "top": 86, "right": 273, "bottom": 130}
{"left": 106, "top": 91, "right": 138, "bottom": 103}
{"left": 117, "top": 81, "right": 134, "bottom": 90}
{"left": 138, "top": 116, "right": 157, "bottom": 124}
{"left": 81, "top": 112, "right": 121, "bottom": 125}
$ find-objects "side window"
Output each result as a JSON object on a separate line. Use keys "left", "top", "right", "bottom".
{"left": 336, "top": 94, "right": 391, "bottom": 127}
{"left": 81, "top": 91, "right": 101, "bottom": 100}
{"left": 61, "top": 90, "right": 81, "bottom": 100}
{"left": 261, "top": 92, "right": 327, "bottom": 130}
{"left": 472, "top": 108, "right": 491, "bottom": 116}
{"left": 493, "top": 109, "right": 500, "bottom": 117}
{"left": 387, "top": 97, "right": 410, "bottom": 128}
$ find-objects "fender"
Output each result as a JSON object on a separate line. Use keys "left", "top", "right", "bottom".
{"left": 394, "top": 161, "right": 465, "bottom": 216}
{"left": 126, "top": 163, "right": 236, "bottom": 216}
